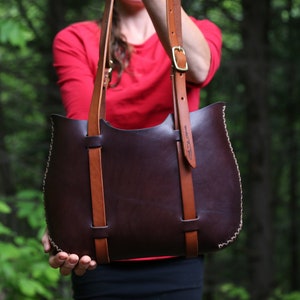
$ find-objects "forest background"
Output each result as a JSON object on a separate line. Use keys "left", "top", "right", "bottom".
{"left": 0, "top": 0, "right": 299, "bottom": 299}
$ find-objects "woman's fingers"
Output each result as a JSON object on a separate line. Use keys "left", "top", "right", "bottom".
{"left": 88, "top": 259, "right": 97, "bottom": 271}
{"left": 59, "top": 254, "right": 80, "bottom": 276}
{"left": 73, "top": 255, "right": 96, "bottom": 276}
{"left": 42, "top": 230, "right": 51, "bottom": 253}
{"left": 49, "top": 253, "right": 97, "bottom": 276}
{"left": 49, "top": 251, "right": 69, "bottom": 268}
{"left": 42, "top": 230, "right": 97, "bottom": 276}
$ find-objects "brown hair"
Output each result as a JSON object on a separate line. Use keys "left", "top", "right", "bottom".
{"left": 110, "top": 8, "right": 132, "bottom": 85}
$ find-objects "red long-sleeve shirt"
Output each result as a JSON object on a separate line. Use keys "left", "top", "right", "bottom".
{"left": 53, "top": 19, "right": 222, "bottom": 129}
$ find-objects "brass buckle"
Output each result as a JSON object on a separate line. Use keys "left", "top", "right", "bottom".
{"left": 105, "top": 60, "right": 113, "bottom": 83}
{"left": 172, "top": 46, "right": 188, "bottom": 72}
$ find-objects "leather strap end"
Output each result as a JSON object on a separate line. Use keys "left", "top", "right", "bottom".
{"left": 182, "top": 134, "right": 196, "bottom": 169}
{"left": 95, "top": 238, "right": 110, "bottom": 264}
{"left": 185, "top": 231, "right": 199, "bottom": 257}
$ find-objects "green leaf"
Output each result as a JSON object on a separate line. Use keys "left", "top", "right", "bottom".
{"left": 32, "top": 262, "right": 60, "bottom": 282}
{"left": 0, "top": 19, "right": 33, "bottom": 48}
{"left": 16, "top": 190, "right": 45, "bottom": 229}
{"left": 0, "top": 201, "right": 11, "bottom": 213}
{"left": 19, "top": 277, "right": 44, "bottom": 297}
{"left": 0, "top": 223, "right": 13, "bottom": 236}
{"left": 220, "top": 283, "right": 250, "bottom": 300}
{"left": 0, "top": 243, "right": 20, "bottom": 261}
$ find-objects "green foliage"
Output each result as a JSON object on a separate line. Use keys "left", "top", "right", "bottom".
{"left": 0, "top": 192, "right": 62, "bottom": 300}
{"left": 0, "top": 201, "right": 12, "bottom": 235}
{"left": 0, "top": 201, "right": 11, "bottom": 213}
{"left": 216, "top": 286, "right": 300, "bottom": 300}
{"left": 218, "top": 283, "right": 250, "bottom": 300}
{"left": 15, "top": 190, "right": 47, "bottom": 236}
{"left": 0, "top": 238, "right": 60, "bottom": 300}
{"left": 0, "top": 18, "right": 33, "bottom": 48}
{"left": 271, "top": 290, "right": 300, "bottom": 300}
{"left": 0, "top": 3, "right": 34, "bottom": 49}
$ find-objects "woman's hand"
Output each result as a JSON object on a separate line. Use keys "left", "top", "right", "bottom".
{"left": 142, "top": 0, "right": 212, "bottom": 84}
{"left": 42, "top": 231, "right": 97, "bottom": 276}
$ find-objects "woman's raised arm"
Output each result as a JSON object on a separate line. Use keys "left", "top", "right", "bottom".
{"left": 142, "top": 0, "right": 211, "bottom": 84}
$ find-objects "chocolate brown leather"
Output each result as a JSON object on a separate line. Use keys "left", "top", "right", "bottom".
{"left": 43, "top": 0, "right": 243, "bottom": 263}
{"left": 43, "top": 103, "right": 243, "bottom": 261}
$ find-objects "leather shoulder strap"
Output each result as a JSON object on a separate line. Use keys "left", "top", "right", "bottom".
{"left": 87, "top": 0, "right": 115, "bottom": 264}
{"left": 167, "top": 0, "right": 198, "bottom": 257}
{"left": 88, "top": 0, "right": 198, "bottom": 262}
{"left": 88, "top": 0, "right": 114, "bottom": 136}
{"left": 166, "top": 0, "right": 196, "bottom": 168}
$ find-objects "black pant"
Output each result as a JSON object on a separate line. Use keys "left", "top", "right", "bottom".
{"left": 72, "top": 257, "right": 204, "bottom": 300}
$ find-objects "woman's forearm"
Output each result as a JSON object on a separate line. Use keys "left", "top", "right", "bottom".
{"left": 142, "top": 0, "right": 211, "bottom": 84}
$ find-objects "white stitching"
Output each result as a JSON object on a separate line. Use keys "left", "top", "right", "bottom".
{"left": 48, "top": 235, "right": 63, "bottom": 253}
{"left": 42, "top": 118, "right": 66, "bottom": 253}
{"left": 42, "top": 117, "right": 54, "bottom": 193}
{"left": 218, "top": 105, "right": 243, "bottom": 249}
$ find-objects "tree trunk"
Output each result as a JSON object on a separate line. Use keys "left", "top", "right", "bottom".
{"left": 286, "top": 0, "right": 299, "bottom": 290}
{"left": 240, "top": 0, "right": 274, "bottom": 299}
{"left": 0, "top": 97, "right": 15, "bottom": 196}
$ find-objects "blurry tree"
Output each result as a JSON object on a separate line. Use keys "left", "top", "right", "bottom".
{"left": 240, "top": 0, "right": 274, "bottom": 299}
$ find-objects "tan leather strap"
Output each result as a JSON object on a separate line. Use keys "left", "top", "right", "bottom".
{"left": 166, "top": 0, "right": 196, "bottom": 168}
{"left": 87, "top": 0, "right": 115, "bottom": 264}
{"left": 88, "top": 0, "right": 113, "bottom": 129}
{"left": 167, "top": 0, "right": 198, "bottom": 257}
{"left": 88, "top": 0, "right": 198, "bottom": 262}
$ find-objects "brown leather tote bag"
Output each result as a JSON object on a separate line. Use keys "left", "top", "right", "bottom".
{"left": 43, "top": 0, "right": 242, "bottom": 264}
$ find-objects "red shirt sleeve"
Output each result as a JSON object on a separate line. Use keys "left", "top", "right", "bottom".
{"left": 53, "top": 21, "right": 100, "bottom": 119}
{"left": 191, "top": 18, "right": 222, "bottom": 88}
{"left": 53, "top": 19, "right": 222, "bottom": 123}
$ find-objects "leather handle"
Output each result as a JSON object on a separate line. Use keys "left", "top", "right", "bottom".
{"left": 87, "top": 0, "right": 115, "bottom": 264}
{"left": 167, "top": 0, "right": 198, "bottom": 257}
{"left": 166, "top": 0, "right": 196, "bottom": 168}
{"left": 88, "top": 0, "right": 198, "bottom": 262}
{"left": 88, "top": 0, "right": 197, "bottom": 170}
{"left": 88, "top": 0, "right": 114, "bottom": 136}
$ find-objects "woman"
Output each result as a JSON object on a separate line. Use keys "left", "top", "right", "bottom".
{"left": 42, "top": 0, "right": 222, "bottom": 299}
